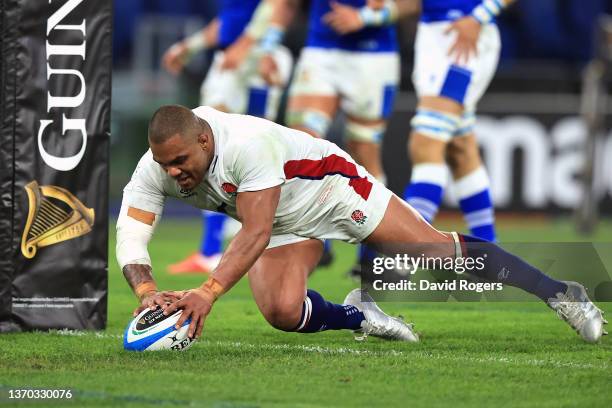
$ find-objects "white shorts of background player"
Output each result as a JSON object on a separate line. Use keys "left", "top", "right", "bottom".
{"left": 289, "top": 47, "right": 400, "bottom": 129}
{"left": 412, "top": 21, "right": 500, "bottom": 115}
{"left": 201, "top": 45, "right": 293, "bottom": 120}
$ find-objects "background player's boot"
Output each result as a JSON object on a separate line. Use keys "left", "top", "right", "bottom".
{"left": 547, "top": 281, "right": 608, "bottom": 343}
{"left": 347, "top": 259, "right": 377, "bottom": 284}
{"left": 167, "top": 252, "right": 221, "bottom": 274}
{"left": 317, "top": 250, "right": 334, "bottom": 268}
{"left": 316, "top": 240, "right": 334, "bottom": 268}
{"left": 347, "top": 244, "right": 379, "bottom": 282}
{"left": 343, "top": 289, "right": 419, "bottom": 342}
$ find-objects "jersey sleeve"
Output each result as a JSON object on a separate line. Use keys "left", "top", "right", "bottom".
{"left": 122, "top": 152, "right": 166, "bottom": 215}
{"left": 232, "top": 134, "right": 285, "bottom": 192}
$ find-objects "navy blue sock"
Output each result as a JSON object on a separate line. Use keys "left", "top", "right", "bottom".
{"left": 358, "top": 243, "right": 378, "bottom": 263}
{"left": 293, "top": 289, "right": 364, "bottom": 333}
{"left": 459, "top": 234, "right": 567, "bottom": 301}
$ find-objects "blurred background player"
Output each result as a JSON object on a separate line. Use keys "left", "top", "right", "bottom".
{"left": 274, "top": 0, "right": 418, "bottom": 269}
{"left": 404, "top": 0, "right": 514, "bottom": 242}
{"left": 161, "top": 0, "right": 294, "bottom": 273}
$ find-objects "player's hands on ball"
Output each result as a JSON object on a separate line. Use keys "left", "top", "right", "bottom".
{"left": 446, "top": 16, "right": 482, "bottom": 65}
{"left": 323, "top": 1, "right": 364, "bottom": 35}
{"left": 163, "top": 289, "right": 214, "bottom": 339}
{"left": 133, "top": 291, "right": 184, "bottom": 317}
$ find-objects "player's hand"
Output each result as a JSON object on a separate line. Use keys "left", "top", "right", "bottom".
{"left": 132, "top": 290, "right": 184, "bottom": 317}
{"left": 162, "top": 288, "right": 214, "bottom": 339}
{"left": 162, "top": 42, "right": 190, "bottom": 76}
{"left": 221, "top": 35, "right": 255, "bottom": 71}
{"left": 366, "top": 0, "right": 386, "bottom": 9}
{"left": 259, "top": 54, "right": 281, "bottom": 86}
{"left": 323, "top": 1, "right": 364, "bottom": 35}
{"left": 445, "top": 16, "right": 482, "bottom": 65}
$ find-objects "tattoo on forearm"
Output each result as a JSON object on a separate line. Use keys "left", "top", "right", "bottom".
{"left": 122, "top": 264, "right": 154, "bottom": 292}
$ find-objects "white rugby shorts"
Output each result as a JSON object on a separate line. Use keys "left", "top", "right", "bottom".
{"left": 267, "top": 177, "right": 392, "bottom": 249}
{"left": 201, "top": 46, "right": 293, "bottom": 119}
{"left": 289, "top": 47, "right": 400, "bottom": 121}
{"left": 412, "top": 21, "right": 500, "bottom": 111}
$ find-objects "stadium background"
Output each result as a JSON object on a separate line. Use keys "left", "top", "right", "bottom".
{"left": 111, "top": 0, "right": 612, "bottom": 220}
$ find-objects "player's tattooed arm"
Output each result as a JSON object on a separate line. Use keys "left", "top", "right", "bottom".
{"left": 117, "top": 206, "right": 181, "bottom": 314}
{"left": 123, "top": 264, "right": 183, "bottom": 316}
{"left": 117, "top": 207, "right": 158, "bottom": 300}
{"left": 122, "top": 263, "right": 155, "bottom": 296}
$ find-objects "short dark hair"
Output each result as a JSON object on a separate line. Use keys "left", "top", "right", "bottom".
{"left": 148, "top": 105, "right": 207, "bottom": 144}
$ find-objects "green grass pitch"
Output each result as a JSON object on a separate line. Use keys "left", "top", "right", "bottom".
{"left": 1, "top": 217, "right": 611, "bottom": 407}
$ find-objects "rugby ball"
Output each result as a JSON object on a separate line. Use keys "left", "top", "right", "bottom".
{"left": 123, "top": 308, "right": 196, "bottom": 351}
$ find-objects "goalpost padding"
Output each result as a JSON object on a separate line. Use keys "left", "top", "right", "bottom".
{"left": 0, "top": 0, "right": 111, "bottom": 331}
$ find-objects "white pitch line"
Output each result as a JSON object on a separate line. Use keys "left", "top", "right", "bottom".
{"left": 51, "top": 330, "right": 608, "bottom": 370}
{"left": 209, "top": 340, "right": 608, "bottom": 370}
{"left": 211, "top": 340, "right": 403, "bottom": 356}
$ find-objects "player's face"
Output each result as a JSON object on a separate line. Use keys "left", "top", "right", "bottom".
{"left": 150, "top": 133, "right": 211, "bottom": 190}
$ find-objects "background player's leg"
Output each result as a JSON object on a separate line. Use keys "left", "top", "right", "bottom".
{"left": 248, "top": 239, "right": 364, "bottom": 332}
{"left": 286, "top": 94, "right": 339, "bottom": 138}
{"left": 441, "top": 22, "right": 500, "bottom": 241}
{"left": 201, "top": 210, "right": 226, "bottom": 256}
{"left": 168, "top": 210, "right": 225, "bottom": 274}
{"left": 404, "top": 96, "right": 460, "bottom": 223}
{"left": 447, "top": 125, "right": 497, "bottom": 241}
{"left": 344, "top": 115, "right": 386, "bottom": 182}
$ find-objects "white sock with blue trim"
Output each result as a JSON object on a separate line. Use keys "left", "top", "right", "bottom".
{"left": 404, "top": 163, "right": 448, "bottom": 223}
{"left": 453, "top": 166, "right": 497, "bottom": 242}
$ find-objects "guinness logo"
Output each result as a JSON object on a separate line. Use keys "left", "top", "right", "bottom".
{"left": 21, "top": 181, "right": 95, "bottom": 259}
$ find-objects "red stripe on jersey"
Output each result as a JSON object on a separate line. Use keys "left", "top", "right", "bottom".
{"left": 283, "top": 154, "right": 372, "bottom": 200}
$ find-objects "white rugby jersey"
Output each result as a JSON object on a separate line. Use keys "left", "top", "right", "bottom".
{"left": 122, "top": 106, "right": 376, "bottom": 238}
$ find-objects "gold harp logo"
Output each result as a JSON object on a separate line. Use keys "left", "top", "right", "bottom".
{"left": 21, "top": 181, "right": 95, "bottom": 259}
